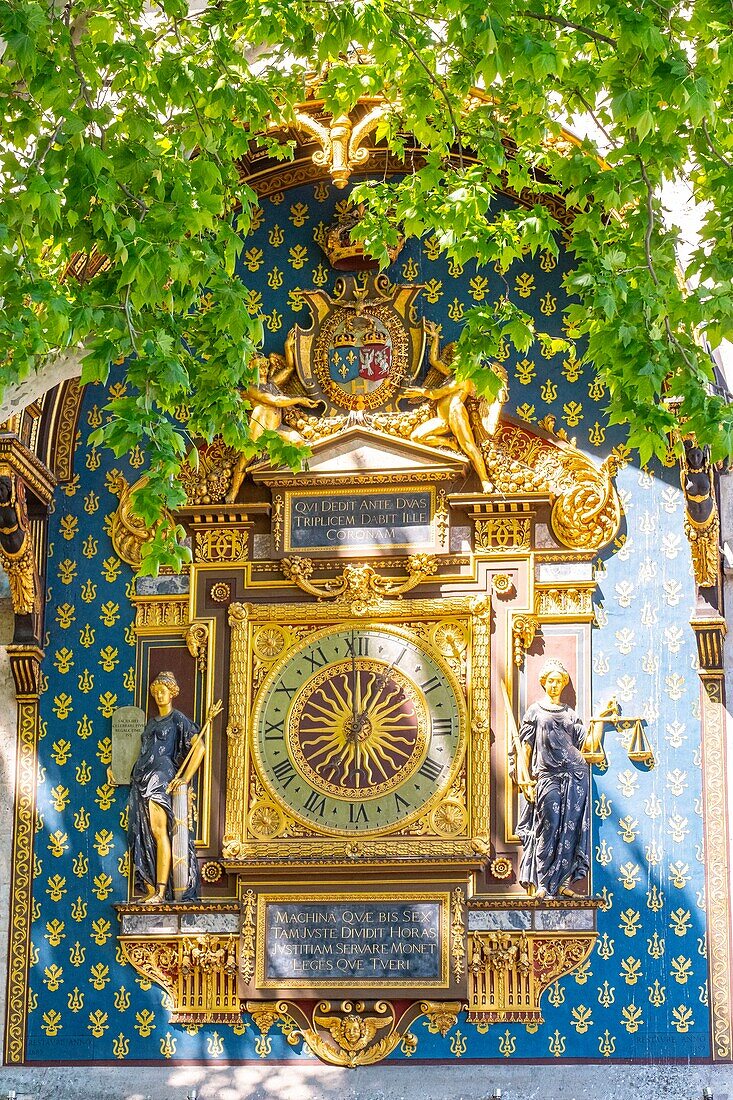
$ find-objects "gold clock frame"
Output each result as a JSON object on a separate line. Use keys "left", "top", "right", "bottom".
{"left": 222, "top": 594, "right": 492, "bottom": 869}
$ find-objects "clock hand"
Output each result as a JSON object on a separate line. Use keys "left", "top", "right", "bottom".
{"left": 349, "top": 628, "right": 357, "bottom": 729}
{"left": 353, "top": 646, "right": 407, "bottom": 728}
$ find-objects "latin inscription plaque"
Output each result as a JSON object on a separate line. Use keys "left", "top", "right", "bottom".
{"left": 256, "top": 893, "right": 449, "bottom": 989}
{"left": 286, "top": 490, "right": 434, "bottom": 551}
{"left": 110, "top": 705, "right": 146, "bottom": 785}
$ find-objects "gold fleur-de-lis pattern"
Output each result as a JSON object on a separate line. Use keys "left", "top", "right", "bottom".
{"left": 22, "top": 180, "right": 709, "bottom": 1064}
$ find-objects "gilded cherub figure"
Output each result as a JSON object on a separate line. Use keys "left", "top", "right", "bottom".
{"left": 402, "top": 321, "right": 507, "bottom": 493}
{"left": 226, "top": 338, "right": 320, "bottom": 502}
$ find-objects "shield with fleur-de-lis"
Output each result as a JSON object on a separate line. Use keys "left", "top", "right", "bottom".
{"left": 290, "top": 272, "right": 427, "bottom": 413}
{"left": 328, "top": 338, "right": 361, "bottom": 384}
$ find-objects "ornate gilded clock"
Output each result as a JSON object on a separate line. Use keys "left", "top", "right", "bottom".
{"left": 222, "top": 596, "right": 492, "bottom": 867}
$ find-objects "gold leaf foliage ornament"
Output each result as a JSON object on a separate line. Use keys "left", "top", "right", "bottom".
{"left": 281, "top": 556, "right": 437, "bottom": 615}
{"left": 286, "top": 102, "right": 392, "bottom": 189}
{"left": 184, "top": 622, "right": 209, "bottom": 671}
{"left": 549, "top": 451, "right": 621, "bottom": 551}
{"left": 108, "top": 474, "right": 175, "bottom": 569}
{"left": 479, "top": 425, "right": 622, "bottom": 551}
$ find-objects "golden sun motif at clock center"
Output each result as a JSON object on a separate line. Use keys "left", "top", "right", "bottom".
{"left": 288, "top": 660, "right": 429, "bottom": 798}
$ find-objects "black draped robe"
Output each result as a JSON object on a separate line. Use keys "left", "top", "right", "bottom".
{"left": 517, "top": 700, "right": 590, "bottom": 897}
{"left": 128, "top": 708, "right": 201, "bottom": 901}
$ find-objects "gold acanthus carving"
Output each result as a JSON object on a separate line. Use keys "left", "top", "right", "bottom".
{"left": 134, "top": 598, "right": 189, "bottom": 630}
{"left": 467, "top": 931, "right": 596, "bottom": 1023}
{"left": 512, "top": 614, "right": 539, "bottom": 668}
{"left": 108, "top": 472, "right": 175, "bottom": 568}
{"left": 184, "top": 621, "right": 209, "bottom": 671}
{"left": 280, "top": 555, "right": 438, "bottom": 614}
{"left": 450, "top": 888, "right": 466, "bottom": 982}
{"left": 248, "top": 998, "right": 467, "bottom": 1068}
{"left": 120, "top": 936, "right": 240, "bottom": 1023}
{"left": 482, "top": 427, "right": 621, "bottom": 551}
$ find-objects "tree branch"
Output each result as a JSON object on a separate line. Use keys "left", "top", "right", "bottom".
{"left": 390, "top": 24, "right": 464, "bottom": 168}
{"left": 637, "top": 157, "right": 698, "bottom": 372}
{"left": 702, "top": 117, "right": 733, "bottom": 169}
{"left": 571, "top": 88, "right": 620, "bottom": 149}
{"left": 524, "top": 11, "right": 617, "bottom": 47}
{"left": 637, "top": 156, "right": 659, "bottom": 287}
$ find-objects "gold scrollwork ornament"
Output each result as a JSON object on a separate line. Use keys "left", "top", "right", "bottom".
{"left": 184, "top": 622, "right": 209, "bottom": 671}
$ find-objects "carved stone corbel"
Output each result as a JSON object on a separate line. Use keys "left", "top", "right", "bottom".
{"left": 512, "top": 614, "right": 539, "bottom": 668}
{"left": 467, "top": 929, "right": 596, "bottom": 1024}
{"left": 184, "top": 621, "right": 209, "bottom": 671}
{"left": 119, "top": 934, "right": 241, "bottom": 1023}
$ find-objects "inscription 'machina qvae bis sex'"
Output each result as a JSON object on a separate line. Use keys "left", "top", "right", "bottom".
{"left": 262, "top": 899, "right": 443, "bottom": 984}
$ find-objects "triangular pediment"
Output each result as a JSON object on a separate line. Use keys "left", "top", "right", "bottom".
{"left": 252, "top": 424, "right": 469, "bottom": 483}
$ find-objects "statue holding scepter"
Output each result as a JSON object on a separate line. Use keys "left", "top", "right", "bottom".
{"left": 127, "top": 672, "right": 222, "bottom": 905}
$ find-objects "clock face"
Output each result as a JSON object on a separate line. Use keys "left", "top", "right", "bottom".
{"left": 251, "top": 625, "right": 466, "bottom": 836}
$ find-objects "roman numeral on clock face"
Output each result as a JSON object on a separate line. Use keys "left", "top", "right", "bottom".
{"left": 264, "top": 718, "right": 284, "bottom": 740}
{"left": 274, "top": 682, "right": 298, "bottom": 700}
{"left": 302, "top": 647, "right": 328, "bottom": 673}
{"left": 418, "top": 756, "right": 443, "bottom": 782}
{"left": 345, "top": 634, "right": 370, "bottom": 657}
{"left": 271, "top": 758, "right": 297, "bottom": 787}
{"left": 349, "top": 802, "right": 369, "bottom": 824}
{"left": 304, "top": 790, "right": 327, "bottom": 816}
{"left": 420, "top": 675, "right": 442, "bottom": 694}
{"left": 432, "top": 717, "right": 452, "bottom": 737}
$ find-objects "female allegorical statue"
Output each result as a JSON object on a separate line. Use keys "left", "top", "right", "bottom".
{"left": 128, "top": 672, "right": 221, "bottom": 904}
{"left": 515, "top": 658, "right": 590, "bottom": 899}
